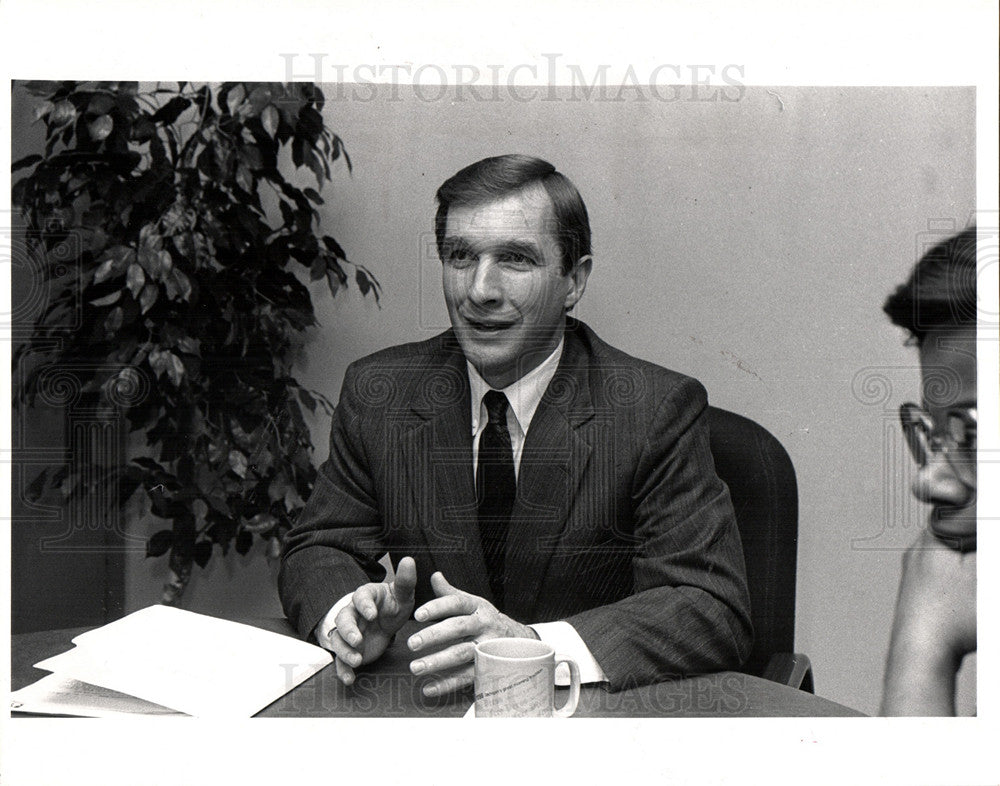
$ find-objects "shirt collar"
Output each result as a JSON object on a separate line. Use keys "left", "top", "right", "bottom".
{"left": 468, "top": 338, "right": 564, "bottom": 436}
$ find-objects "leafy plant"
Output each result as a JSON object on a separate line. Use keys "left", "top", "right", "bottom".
{"left": 13, "top": 80, "right": 380, "bottom": 604}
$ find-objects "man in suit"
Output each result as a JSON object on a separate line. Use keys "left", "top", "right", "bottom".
{"left": 279, "top": 154, "right": 751, "bottom": 695}
{"left": 880, "top": 227, "right": 977, "bottom": 715}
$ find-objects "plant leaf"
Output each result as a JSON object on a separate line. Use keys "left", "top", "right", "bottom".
{"left": 305, "top": 150, "right": 325, "bottom": 190}
{"left": 261, "top": 105, "right": 279, "bottom": 138}
{"left": 193, "top": 540, "right": 213, "bottom": 568}
{"left": 241, "top": 144, "right": 263, "bottom": 170}
{"left": 25, "top": 468, "right": 49, "bottom": 503}
{"left": 206, "top": 489, "right": 232, "bottom": 517}
{"left": 166, "top": 353, "right": 185, "bottom": 386}
{"left": 235, "top": 529, "right": 253, "bottom": 555}
{"left": 147, "top": 529, "right": 174, "bottom": 558}
{"left": 355, "top": 268, "right": 370, "bottom": 296}
{"left": 133, "top": 457, "right": 169, "bottom": 473}
{"left": 247, "top": 85, "right": 273, "bottom": 115}
{"left": 243, "top": 512, "right": 277, "bottom": 534}
{"left": 49, "top": 100, "right": 76, "bottom": 128}
{"left": 283, "top": 484, "right": 305, "bottom": 512}
{"left": 163, "top": 266, "right": 192, "bottom": 301}
{"left": 12, "top": 154, "right": 42, "bottom": 172}
{"left": 149, "top": 348, "right": 182, "bottom": 384}
{"left": 325, "top": 268, "right": 341, "bottom": 298}
{"left": 151, "top": 96, "right": 191, "bottom": 125}
{"left": 298, "top": 387, "right": 317, "bottom": 412}
{"left": 225, "top": 84, "right": 246, "bottom": 116}
{"left": 131, "top": 115, "right": 156, "bottom": 142}
{"left": 175, "top": 335, "right": 201, "bottom": 355}
{"left": 139, "top": 282, "right": 159, "bottom": 314}
{"left": 90, "top": 290, "right": 122, "bottom": 307}
{"left": 235, "top": 163, "right": 253, "bottom": 194}
{"left": 228, "top": 450, "right": 248, "bottom": 478}
{"left": 125, "top": 263, "right": 146, "bottom": 298}
{"left": 24, "top": 80, "right": 61, "bottom": 97}
{"left": 88, "top": 114, "right": 114, "bottom": 141}
{"left": 93, "top": 245, "right": 135, "bottom": 284}
{"left": 321, "top": 235, "right": 346, "bottom": 259}
{"left": 87, "top": 94, "right": 116, "bottom": 115}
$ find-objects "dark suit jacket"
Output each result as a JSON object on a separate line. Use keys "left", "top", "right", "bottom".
{"left": 279, "top": 319, "right": 752, "bottom": 690}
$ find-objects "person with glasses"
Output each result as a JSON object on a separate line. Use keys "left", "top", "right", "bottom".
{"left": 880, "top": 226, "right": 977, "bottom": 715}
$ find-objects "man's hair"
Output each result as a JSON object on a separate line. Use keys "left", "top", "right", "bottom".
{"left": 434, "top": 154, "right": 591, "bottom": 275}
{"left": 883, "top": 226, "right": 978, "bottom": 344}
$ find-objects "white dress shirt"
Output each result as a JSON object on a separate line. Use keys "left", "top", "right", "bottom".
{"left": 317, "top": 337, "right": 607, "bottom": 685}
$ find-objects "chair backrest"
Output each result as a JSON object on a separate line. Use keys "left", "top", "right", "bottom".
{"left": 706, "top": 406, "right": 799, "bottom": 679}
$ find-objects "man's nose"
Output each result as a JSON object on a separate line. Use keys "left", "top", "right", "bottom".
{"left": 910, "top": 453, "right": 974, "bottom": 507}
{"left": 467, "top": 258, "right": 503, "bottom": 304}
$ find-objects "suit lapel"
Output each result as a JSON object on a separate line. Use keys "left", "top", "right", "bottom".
{"left": 400, "top": 323, "right": 598, "bottom": 611}
{"left": 504, "top": 324, "right": 595, "bottom": 617}
{"left": 400, "top": 338, "right": 493, "bottom": 599}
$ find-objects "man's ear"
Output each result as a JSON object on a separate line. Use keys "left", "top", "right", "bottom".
{"left": 564, "top": 255, "right": 593, "bottom": 310}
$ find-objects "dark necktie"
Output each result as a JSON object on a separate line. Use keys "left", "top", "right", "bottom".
{"left": 477, "top": 390, "right": 515, "bottom": 607}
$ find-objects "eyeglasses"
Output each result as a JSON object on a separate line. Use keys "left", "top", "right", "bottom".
{"left": 898, "top": 402, "right": 977, "bottom": 487}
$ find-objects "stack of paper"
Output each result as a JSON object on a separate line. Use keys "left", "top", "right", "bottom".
{"left": 10, "top": 605, "right": 333, "bottom": 717}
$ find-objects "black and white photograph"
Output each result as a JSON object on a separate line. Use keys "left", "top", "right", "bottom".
{"left": 2, "top": 2, "right": 997, "bottom": 785}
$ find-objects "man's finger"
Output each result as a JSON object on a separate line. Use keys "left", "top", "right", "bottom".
{"left": 414, "top": 592, "right": 474, "bottom": 623}
{"left": 334, "top": 655, "right": 356, "bottom": 686}
{"left": 407, "top": 614, "right": 478, "bottom": 652}
{"left": 352, "top": 583, "right": 384, "bottom": 623}
{"left": 334, "top": 604, "right": 366, "bottom": 650}
{"left": 421, "top": 664, "right": 475, "bottom": 697}
{"left": 393, "top": 556, "right": 417, "bottom": 603}
{"left": 429, "top": 570, "right": 459, "bottom": 598}
{"left": 325, "top": 628, "right": 363, "bottom": 666}
{"left": 410, "top": 640, "right": 477, "bottom": 675}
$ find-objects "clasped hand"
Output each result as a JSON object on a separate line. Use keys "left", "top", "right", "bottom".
{"left": 325, "top": 558, "right": 536, "bottom": 695}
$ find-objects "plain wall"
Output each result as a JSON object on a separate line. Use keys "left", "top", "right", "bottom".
{"left": 12, "top": 84, "right": 976, "bottom": 715}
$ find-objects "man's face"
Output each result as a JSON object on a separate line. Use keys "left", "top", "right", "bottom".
{"left": 912, "top": 326, "right": 977, "bottom": 545}
{"left": 440, "top": 185, "right": 590, "bottom": 389}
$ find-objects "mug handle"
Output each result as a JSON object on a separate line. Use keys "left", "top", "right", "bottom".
{"left": 552, "top": 656, "right": 581, "bottom": 718}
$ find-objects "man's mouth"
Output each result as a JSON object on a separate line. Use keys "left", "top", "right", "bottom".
{"left": 932, "top": 504, "right": 976, "bottom": 524}
{"left": 464, "top": 317, "right": 515, "bottom": 333}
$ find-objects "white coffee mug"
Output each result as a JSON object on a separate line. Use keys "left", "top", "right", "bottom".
{"left": 473, "top": 638, "right": 581, "bottom": 718}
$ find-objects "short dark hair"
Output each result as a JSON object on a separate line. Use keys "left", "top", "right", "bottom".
{"left": 434, "top": 154, "right": 591, "bottom": 275}
{"left": 883, "top": 226, "right": 978, "bottom": 344}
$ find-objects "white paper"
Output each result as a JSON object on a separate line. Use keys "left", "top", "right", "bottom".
{"left": 31, "top": 605, "right": 332, "bottom": 717}
{"left": 11, "top": 673, "right": 184, "bottom": 717}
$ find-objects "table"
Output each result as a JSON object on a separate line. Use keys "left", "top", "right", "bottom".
{"left": 10, "top": 619, "right": 864, "bottom": 718}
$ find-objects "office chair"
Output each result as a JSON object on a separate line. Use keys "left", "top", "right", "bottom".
{"left": 706, "top": 406, "right": 814, "bottom": 693}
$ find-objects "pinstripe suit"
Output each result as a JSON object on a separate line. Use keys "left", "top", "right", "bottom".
{"left": 279, "top": 319, "right": 752, "bottom": 690}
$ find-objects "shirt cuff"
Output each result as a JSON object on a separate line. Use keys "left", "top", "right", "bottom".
{"left": 529, "top": 621, "right": 608, "bottom": 686}
{"left": 313, "top": 593, "right": 354, "bottom": 647}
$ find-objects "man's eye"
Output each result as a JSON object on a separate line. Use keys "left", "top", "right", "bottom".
{"left": 445, "top": 253, "right": 476, "bottom": 269}
{"left": 947, "top": 415, "right": 976, "bottom": 448}
{"left": 497, "top": 252, "right": 534, "bottom": 268}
